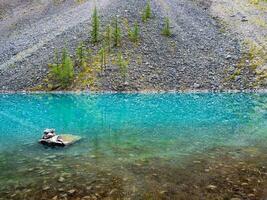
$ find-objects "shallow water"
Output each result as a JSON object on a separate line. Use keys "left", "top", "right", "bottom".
{"left": 0, "top": 93, "right": 267, "bottom": 200}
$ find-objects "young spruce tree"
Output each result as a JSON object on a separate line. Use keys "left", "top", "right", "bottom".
{"left": 49, "top": 48, "right": 74, "bottom": 88}
{"left": 113, "top": 17, "right": 121, "bottom": 47}
{"left": 91, "top": 7, "right": 100, "bottom": 44}
{"left": 76, "top": 42, "right": 87, "bottom": 68}
{"left": 129, "top": 21, "right": 140, "bottom": 43}
{"left": 142, "top": 1, "right": 152, "bottom": 22}
{"left": 104, "top": 24, "right": 112, "bottom": 51}
{"left": 162, "top": 17, "right": 171, "bottom": 37}
{"left": 60, "top": 48, "right": 74, "bottom": 87}
{"left": 98, "top": 47, "right": 106, "bottom": 72}
{"left": 117, "top": 51, "right": 128, "bottom": 82}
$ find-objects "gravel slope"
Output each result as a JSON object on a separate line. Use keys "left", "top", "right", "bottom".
{"left": 0, "top": 0, "right": 257, "bottom": 91}
{"left": 0, "top": 0, "right": 114, "bottom": 90}
{"left": 98, "top": 0, "right": 251, "bottom": 91}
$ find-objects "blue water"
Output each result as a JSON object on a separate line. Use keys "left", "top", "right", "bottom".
{"left": 0, "top": 93, "right": 266, "bottom": 156}
{"left": 0, "top": 93, "right": 267, "bottom": 199}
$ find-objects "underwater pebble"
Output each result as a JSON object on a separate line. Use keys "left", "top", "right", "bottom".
{"left": 206, "top": 185, "right": 217, "bottom": 190}
{"left": 52, "top": 196, "right": 58, "bottom": 200}
{"left": 58, "top": 177, "right": 65, "bottom": 183}
{"left": 27, "top": 168, "right": 35, "bottom": 172}
{"left": 42, "top": 186, "right": 50, "bottom": 191}
{"left": 86, "top": 186, "right": 92, "bottom": 191}
{"left": 81, "top": 196, "right": 91, "bottom": 200}
{"left": 109, "top": 189, "right": 118, "bottom": 195}
{"left": 248, "top": 194, "right": 255, "bottom": 197}
{"left": 47, "top": 155, "right": 57, "bottom": 159}
{"left": 58, "top": 188, "right": 65, "bottom": 192}
{"left": 10, "top": 193, "right": 17, "bottom": 198}
{"left": 67, "top": 189, "right": 76, "bottom": 195}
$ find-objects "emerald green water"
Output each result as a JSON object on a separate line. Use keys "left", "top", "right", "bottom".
{"left": 0, "top": 93, "right": 267, "bottom": 199}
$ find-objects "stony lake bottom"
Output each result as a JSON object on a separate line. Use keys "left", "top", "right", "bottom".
{"left": 0, "top": 93, "right": 266, "bottom": 200}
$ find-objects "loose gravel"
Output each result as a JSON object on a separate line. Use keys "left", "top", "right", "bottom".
{"left": 0, "top": 0, "right": 257, "bottom": 91}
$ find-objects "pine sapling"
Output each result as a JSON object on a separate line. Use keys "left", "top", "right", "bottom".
{"left": 91, "top": 7, "right": 100, "bottom": 44}
{"left": 98, "top": 47, "right": 106, "bottom": 72}
{"left": 142, "top": 1, "right": 152, "bottom": 22}
{"left": 117, "top": 51, "right": 129, "bottom": 82}
{"left": 49, "top": 48, "right": 74, "bottom": 88}
{"left": 104, "top": 24, "right": 112, "bottom": 51}
{"left": 113, "top": 17, "right": 121, "bottom": 47}
{"left": 162, "top": 17, "right": 171, "bottom": 37}
{"left": 129, "top": 21, "right": 140, "bottom": 43}
{"left": 76, "top": 42, "right": 87, "bottom": 68}
{"left": 60, "top": 48, "right": 74, "bottom": 87}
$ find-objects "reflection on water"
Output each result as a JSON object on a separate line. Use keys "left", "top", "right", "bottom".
{"left": 0, "top": 93, "right": 267, "bottom": 199}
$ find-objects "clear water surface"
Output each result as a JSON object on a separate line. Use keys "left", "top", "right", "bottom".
{"left": 0, "top": 93, "right": 266, "bottom": 199}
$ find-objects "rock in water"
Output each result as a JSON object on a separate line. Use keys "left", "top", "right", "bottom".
{"left": 39, "top": 134, "right": 81, "bottom": 147}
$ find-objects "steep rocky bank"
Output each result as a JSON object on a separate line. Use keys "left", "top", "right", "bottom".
{"left": 0, "top": 0, "right": 263, "bottom": 91}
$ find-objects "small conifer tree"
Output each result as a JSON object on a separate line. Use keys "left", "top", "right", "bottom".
{"left": 91, "top": 7, "right": 100, "bottom": 43}
{"left": 104, "top": 24, "right": 112, "bottom": 51}
{"left": 117, "top": 51, "right": 128, "bottom": 82}
{"left": 49, "top": 48, "right": 74, "bottom": 87}
{"left": 129, "top": 21, "right": 140, "bottom": 43}
{"left": 76, "top": 42, "right": 87, "bottom": 67}
{"left": 162, "top": 17, "right": 171, "bottom": 37}
{"left": 60, "top": 48, "right": 74, "bottom": 86}
{"left": 113, "top": 17, "right": 121, "bottom": 47}
{"left": 142, "top": 1, "right": 152, "bottom": 22}
{"left": 98, "top": 47, "right": 106, "bottom": 72}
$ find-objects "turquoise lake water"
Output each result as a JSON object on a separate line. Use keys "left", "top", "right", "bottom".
{"left": 0, "top": 93, "right": 267, "bottom": 199}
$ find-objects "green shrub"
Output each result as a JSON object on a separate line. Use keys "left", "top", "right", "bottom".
{"left": 49, "top": 48, "right": 74, "bottom": 88}
{"left": 162, "top": 17, "right": 171, "bottom": 37}
{"left": 129, "top": 21, "right": 140, "bottom": 43}
{"left": 91, "top": 7, "right": 100, "bottom": 43}
{"left": 142, "top": 1, "right": 152, "bottom": 22}
{"left": 113, "top": 17, "right": 121, "bottom": 47}
{"left": 117, "top": 51, "right": 129, "bottom": 81}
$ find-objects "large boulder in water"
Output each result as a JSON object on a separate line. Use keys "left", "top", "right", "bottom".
{"left": 39, "top": 134, "right": 81, "bottom": 147}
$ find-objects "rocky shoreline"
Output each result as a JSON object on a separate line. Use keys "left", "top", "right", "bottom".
{"left": 0, "top": 144, "right": 267, "bottom": 200}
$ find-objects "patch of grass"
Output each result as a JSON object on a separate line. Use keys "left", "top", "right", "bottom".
{"left": 52, "top": 0, "right": 66, "bottom": 5}
{"left": 250, "top": 0, "right": 267, "bottom": 4}
{"left": 245, "top": 39, "right": 267, "bottom": 70}
{"left": 251, "top": 17, "right": 267, "bottom": 28}
{"left": 225, "top": 39, "right": 267, "bottom": 87}
{"left": 0, "top": 9, "right": 6, "bottom": 20}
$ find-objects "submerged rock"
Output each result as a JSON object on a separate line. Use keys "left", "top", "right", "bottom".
{"left": 39, "top": 134, "right": 81, "bottom": 147}
{"left": 206, "top": 185, "right": 217, "bottom": 190}
{"left": 58, "top": 177, "right": 65, "bottom": 183}
{"left": 67, "top": 189, "right": 76, "bottom": 195}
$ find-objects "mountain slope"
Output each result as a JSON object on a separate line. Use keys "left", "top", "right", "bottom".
{"left": 0, "top": 0, "right": 258, "bottom": 91}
